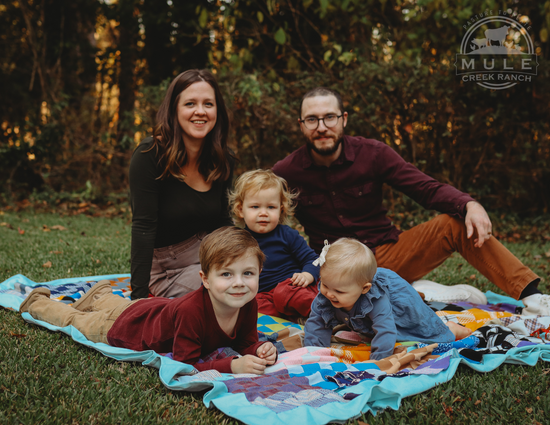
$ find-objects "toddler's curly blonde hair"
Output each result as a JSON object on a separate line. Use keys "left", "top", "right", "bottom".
{"left": 228, "top": 169, "right": 297, "bottom": 227}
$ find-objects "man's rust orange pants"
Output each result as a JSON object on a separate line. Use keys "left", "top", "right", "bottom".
{"left": 375, "top": 214, "right": 539, "bottom": 300}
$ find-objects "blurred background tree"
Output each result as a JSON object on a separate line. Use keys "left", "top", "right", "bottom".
{"left": 1, "top": 0, "right": 549, "bottom": 214}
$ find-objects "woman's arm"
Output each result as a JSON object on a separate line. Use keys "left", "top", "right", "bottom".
{"left": 129, "top": 141, "right": 159, "bottom": 299}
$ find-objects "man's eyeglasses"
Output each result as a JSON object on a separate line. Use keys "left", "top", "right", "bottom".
{"left": 300, "top": 114, "right": 343, "bottom": 130}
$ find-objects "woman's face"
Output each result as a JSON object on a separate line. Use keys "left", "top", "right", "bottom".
{"left": 176, "top": 81, "right": 217, "bottom": 145}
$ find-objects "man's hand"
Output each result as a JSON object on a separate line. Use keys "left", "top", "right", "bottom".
{"left": 290, "top": 272, "right": 314, "bottom": 287}
{"left": 231, "top": 355, "right": 268, "bottom": 375}
{"left": 465, "top": 201, "right": 492, "bottom": 248}
{"left": 256, "top": 342, "right": 277, "bottom": 365}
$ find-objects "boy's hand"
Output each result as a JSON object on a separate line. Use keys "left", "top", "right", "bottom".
{"left": 231, "top": 355, "right": 268, "bottom": 375}
{"left": 290, "top": 272, "right": 314, "bottom": 287}
{"left": 256, "top": 342, "right": 277, "bottom": 365}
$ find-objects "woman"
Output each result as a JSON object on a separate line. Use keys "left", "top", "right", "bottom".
{"left": 129, "top": 69, "right": 234, "bottom": 299}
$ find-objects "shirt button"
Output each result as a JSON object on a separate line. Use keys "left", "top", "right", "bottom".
{"left": 345, "top": 318, "right": 349, "bottom": 321}
{"left": 339, "top": 214, "right": 343, "bottom": 218}
{"left": 358, "top": 191, "right": 362, "bottom": 195}
{"left": 332, "top": 191, "right": 336, "bottom": 195}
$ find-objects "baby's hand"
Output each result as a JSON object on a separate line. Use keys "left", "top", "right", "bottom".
{"left": 290, "top": 272, "right": 314, "bottom": 287}
{"left": 256, "top": 342, "right": 277, "bottom": 365}
{"left": 231, "top": 355, "right": 268, "bottom": 375}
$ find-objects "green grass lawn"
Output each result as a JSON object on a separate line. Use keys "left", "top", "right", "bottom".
{"left": 1, "top": 210, "right": 549, "bottom": 425}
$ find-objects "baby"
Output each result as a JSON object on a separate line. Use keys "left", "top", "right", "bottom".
{"left": 229, "top": 169, "right": 320, "bottom": 319}
{"left": 304, "top": 238, "right": 472, "bottom": 360}
{"left": 20, "top": 226, "right": 277, "bottom": 374}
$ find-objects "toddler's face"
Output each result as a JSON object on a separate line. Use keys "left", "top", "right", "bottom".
{"left": 238, "top": 187, "right": 281, "bottom": 234}
{"left": 319, "top": 269, "right": 370, "bottom": 312}
{"left": 200, "top": 252, "right": 260, "bottom": 312}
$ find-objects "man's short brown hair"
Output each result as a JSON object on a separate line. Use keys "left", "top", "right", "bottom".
{"left": 299, "top": 87, "right": 344, "bottom": 119}
{"left": 199, "top": 226, "right": 265, "bottom": 276}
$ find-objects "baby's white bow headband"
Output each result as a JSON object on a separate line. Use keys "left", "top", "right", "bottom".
{"left": 312, "top": 240, "right": 330, "bottom": 267}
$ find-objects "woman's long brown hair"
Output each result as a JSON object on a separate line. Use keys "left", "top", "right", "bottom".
{"left": 147, "top": 69, "right": 232, "bottom": 183}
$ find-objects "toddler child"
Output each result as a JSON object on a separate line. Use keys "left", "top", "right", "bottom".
{"left": 304, "top": 238, "right": 472, "bottom": 360}
{"left": 229, "top": 169, "right": 320, "bottom": 319}
{"left": 20, "top": 226, "right": 277, "bottom": 374}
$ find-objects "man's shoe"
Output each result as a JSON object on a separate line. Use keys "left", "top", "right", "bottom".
{"left": 19, "top": 287, "right": 51, "bottom": 313}
{"left": 72, "top": 280, "right": 113, "bottom": 311}
{"left": 521, "top": 294, "right": 550, "bottom": 316}
{"left": 412, "top": 280, "right": 487, "bottom": 305}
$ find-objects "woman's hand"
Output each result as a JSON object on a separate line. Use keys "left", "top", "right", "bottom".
{"left": 256, "top": 342, "right": 277, "bottom": 365}
{"left": 290, "top": 272, "right": 314, "bottom": 287}
{"left": 231, "top": 355, "right": 268, "bottom": 375}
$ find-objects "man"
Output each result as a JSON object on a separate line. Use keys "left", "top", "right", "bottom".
{"left": 272, "top": 87, "right": 548, "bottom": 315}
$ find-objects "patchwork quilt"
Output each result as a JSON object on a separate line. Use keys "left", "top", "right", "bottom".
{"left": 1, "top": 273, "right": 549, "bottom": 425}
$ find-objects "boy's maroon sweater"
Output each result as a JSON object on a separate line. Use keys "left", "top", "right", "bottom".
{"left": 107, "top": 286, "right": 265, "bottom": 372}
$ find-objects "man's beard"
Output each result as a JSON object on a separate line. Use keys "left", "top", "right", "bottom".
{"left": 306, "top": 134, "right": 344, "bottom": 156}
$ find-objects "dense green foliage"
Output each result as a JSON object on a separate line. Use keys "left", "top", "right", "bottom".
{"left": 1, "top": 211, "right": 549, "bottom": 424}
{"left": 1, "top": 0, "right": 549, "bottom": 213}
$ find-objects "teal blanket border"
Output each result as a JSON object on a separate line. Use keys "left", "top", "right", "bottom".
{"left": 19, "top": 313, "right": 550, "bottom": 425}
{"left": 4, "top": 274, "right": 550, "bottom": 425}
{"left": 0, "top": 273, "right": 131, "bottom": 310}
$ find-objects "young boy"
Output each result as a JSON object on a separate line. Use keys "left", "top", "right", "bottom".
{"left": 229, "top": 169, "right": 320, "bottom": 319}
{"left": 20, "top": 227, "right": 277, "bottom": 374}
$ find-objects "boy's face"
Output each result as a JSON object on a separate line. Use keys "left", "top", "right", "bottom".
{"left": 200, "top": 252, "right": 260, "bottom": 312}
{"left": 237, "top": 187, "right": 281, "bottom": 234}
{"left": 319, "top": 269, "right": 371, "bottom": 312}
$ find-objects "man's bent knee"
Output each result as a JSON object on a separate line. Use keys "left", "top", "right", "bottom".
{"left": 429, "top": 214, "right": 465, "bottom": 233}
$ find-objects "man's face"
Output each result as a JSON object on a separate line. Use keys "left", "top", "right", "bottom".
{"left": 300, "top": 95, "right": 348, "bottom": 156}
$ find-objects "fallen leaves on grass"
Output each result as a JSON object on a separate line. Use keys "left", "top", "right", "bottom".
{"left": 49, "top": 250, "right": 63, "bottom": 254}
{"left": 43, "top": 261, "right": 52, "bottom": 268}
{"left": 10, "top": 332, "right": 26, "bottom": 338}
{"left": 469, "top": 274, "right": 476, "bottom": 280}
{"left": 18, "top": 227, "right": 25, "bottom": 235}
{"left": 1, "top": 222, "right": 14, "bottom": 229}
{"left": 442, "top": 402, "right": 453, "bottom": 417}
{"left": 43, "top": 224, "right": 67, "bottom": 232}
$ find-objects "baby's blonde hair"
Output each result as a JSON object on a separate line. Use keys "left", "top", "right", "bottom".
{"left": 228, "top": 169, "right": 297, "bottom": 227}
{"left": 321, "top": 238, "right": 377, "bottom": 285}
